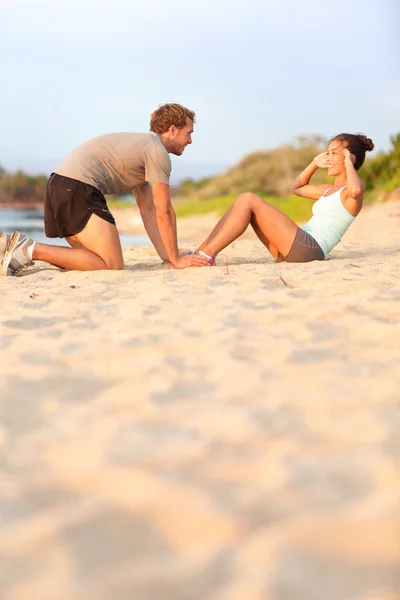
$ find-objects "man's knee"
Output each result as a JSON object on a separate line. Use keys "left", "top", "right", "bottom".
{"left": 105, "top": 256, "right": 125, "bottom": 270}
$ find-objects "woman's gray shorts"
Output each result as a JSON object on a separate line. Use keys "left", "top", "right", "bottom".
{"left": 276, "top": 227, "right": 325, "bottom": 263}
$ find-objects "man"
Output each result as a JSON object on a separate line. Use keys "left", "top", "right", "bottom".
{"left": 1, "top": 103, "right": 208, "bottom": 275}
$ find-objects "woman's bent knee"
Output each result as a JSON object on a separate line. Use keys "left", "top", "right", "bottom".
{"left": 236, "top": 193, "right": 265, "bottom": 212}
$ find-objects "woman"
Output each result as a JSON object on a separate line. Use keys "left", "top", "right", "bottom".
{"left": 195, "top": 133, "right": 374, "bottom": 264}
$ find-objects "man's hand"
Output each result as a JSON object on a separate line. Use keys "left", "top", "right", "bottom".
{"left": 171, "top": 254, "right": 209, "bottom": 269}
{"left": 313, "top": 152, "right": 329, "bottom": 169}
{"left": 162, "top": 249, "right": 199, "bottom": 265}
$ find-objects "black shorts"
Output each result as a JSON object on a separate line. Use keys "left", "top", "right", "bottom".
{"left": 276, "top": 227, "right": 325, "bottom": 263}
{"left": 44, "top": 173, "right": 116, "bottom": 238}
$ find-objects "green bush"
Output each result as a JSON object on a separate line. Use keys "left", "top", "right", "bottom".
{"left": 173, "top": 132, "right": 399, "bottom": 219}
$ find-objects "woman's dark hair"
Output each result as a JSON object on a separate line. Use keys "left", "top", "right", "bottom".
{"left": 329, "top": 133, "right": 374, "bottom": 170}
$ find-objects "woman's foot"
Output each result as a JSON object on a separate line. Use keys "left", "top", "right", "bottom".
{"left": 2, "top": 231, "right": 35, "bottom": 276}
{"left": 195, "top": 250, "right": 216, "bottom": 266}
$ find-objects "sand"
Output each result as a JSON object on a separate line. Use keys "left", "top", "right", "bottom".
{"left": 1, "top": 201, "right": 399, "bottom": 600}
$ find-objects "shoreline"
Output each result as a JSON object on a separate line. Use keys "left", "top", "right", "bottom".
{"left": 0, "top": 202, "right": 44, "bottom": 210}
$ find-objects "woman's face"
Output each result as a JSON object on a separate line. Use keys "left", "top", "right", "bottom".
{"left": 326, "top": 139, "right": 347, "bottom": 177}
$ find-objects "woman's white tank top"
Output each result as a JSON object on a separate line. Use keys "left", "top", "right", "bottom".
{"left": 301, "top": 186, "right": 356, "bottom": 256}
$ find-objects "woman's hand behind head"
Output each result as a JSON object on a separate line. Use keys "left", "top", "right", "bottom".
{"left": 343, "top": 148, "right": 356, "bottom": 166}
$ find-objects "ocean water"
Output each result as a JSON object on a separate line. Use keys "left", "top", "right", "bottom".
{"left": 0, "top": 208, "right": 151, "bottom": 248}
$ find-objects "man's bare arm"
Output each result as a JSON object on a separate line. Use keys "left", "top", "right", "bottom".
{"left": 133, "top": 184, "right": 168, "bottom": 261}
{"left": 151, "top": 182, "right": 208, "bottom": 269}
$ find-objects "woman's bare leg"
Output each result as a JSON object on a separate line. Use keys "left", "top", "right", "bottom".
{"left": 249, "top": 214, "right": 280, "bottom": 259}
{"left": 33, "top": 213, "right": 124, "bottom": 271}
{"left": 198, "top": 204, "right": 235, "bottom": 249}
{"left": 196, "top": 192, "right": 298, "bottom": 260}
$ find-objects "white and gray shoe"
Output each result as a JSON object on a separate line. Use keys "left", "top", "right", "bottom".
{"left": 2, "top": 231, "right": 35, "bottom": 276}
{"left": 0, "top": 232, "right": 11, "bottom": 276}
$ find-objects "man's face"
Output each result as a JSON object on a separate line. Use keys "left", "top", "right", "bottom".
{"left": 168, "top": 118, "right": 194, "bottom": 156}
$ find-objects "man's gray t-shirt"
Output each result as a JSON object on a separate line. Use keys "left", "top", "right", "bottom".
{"left": 54, "top": 132, "right": 171, "bottom": 195}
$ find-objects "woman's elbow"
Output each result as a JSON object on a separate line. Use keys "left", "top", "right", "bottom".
{"left": 348, "top": 186, "right": 364, "bottom": 198}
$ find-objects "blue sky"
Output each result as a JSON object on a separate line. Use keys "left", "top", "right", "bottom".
{"left": 1, "top": 0, "right": 399, "bottom": 183}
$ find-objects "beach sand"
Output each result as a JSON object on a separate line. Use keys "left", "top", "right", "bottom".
{"left": 1, "top": 201, "right": 399, "bottom": 600}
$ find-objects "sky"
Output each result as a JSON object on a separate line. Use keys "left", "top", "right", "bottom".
{"left": 1, "top": 0, "right": 399, "bottom": 183}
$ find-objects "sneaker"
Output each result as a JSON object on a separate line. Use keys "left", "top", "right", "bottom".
{"left": 2, "top": 231, "right": 35, "bottom": 276}
{"left": 0, "top": 232, "right": 11, "bottom": 276}
{"left": 0, "top": 232, "right": 10, "bottom": 257}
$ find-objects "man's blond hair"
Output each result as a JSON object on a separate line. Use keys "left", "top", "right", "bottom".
{"left": 150, "top": 103, "right": 195, "bottom": 134}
